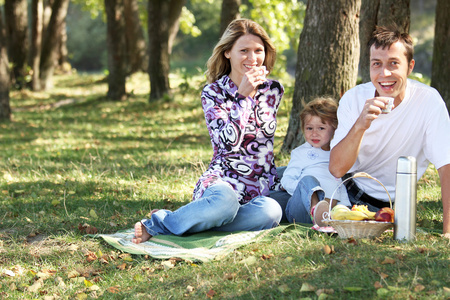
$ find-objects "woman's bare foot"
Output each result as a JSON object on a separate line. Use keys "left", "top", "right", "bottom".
{"left": 132, "top": 222, "right": 152, "bottom": 244}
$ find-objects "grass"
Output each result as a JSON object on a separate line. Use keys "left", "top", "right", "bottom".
{"left": 0, "top": 72, "right": 449, "bottom": 299}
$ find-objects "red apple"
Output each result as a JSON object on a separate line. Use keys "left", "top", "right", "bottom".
{"left": 375, "top": 207, "right": 394, "bottom": 223}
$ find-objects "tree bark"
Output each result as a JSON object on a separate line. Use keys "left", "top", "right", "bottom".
{"left": 0, "top": 7, "right": 11, "bottom": 121}
{"left": 39, "top": 0, "right": 69, "bottom": 90}
{"left": 147, "top": 0, "right": 185, "bottom": 102}
{"left": 281, "top": 0, "right": 361, "bottom": 153}
{"left": 4, "top": 0, "right": 29, "bottom": 89}
{"left": 124, "top": 0, "right": 148, "bottom": 74}
{"left": 220, "top": 0, "right": 241, "bottom": 35}
{"left": 30, "top": 0, "right": 44, "bottom": 91}
{"left": 105, "top": 0, "right": 127, "bottom": 101}
{"left": 431, "top": 0, "right": 450, "bottom": 113}
{"left": 359, "top": 0, "right": 410, "bottom": 83}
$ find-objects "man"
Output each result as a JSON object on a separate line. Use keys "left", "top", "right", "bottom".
{"left": 329, "top": 25, "right": 450, "bottom": 238}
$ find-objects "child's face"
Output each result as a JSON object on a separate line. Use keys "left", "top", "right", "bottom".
{"left": 303, "top": 115, "right": 335, "bottom": 151}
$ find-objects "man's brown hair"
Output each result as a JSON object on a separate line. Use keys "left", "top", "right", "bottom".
{"left": 368, "top": 25, "right": 414, "bottom": 63}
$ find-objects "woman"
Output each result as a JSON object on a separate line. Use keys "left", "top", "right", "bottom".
{"left": 133, "top": 19, "right": 284, "bottom": 243}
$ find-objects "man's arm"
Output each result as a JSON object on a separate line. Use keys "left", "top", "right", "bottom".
{"left": 329, "top": 97, "right": 388, "bottom": 178}
{"left": 329, "top": 124, "right": 365, "bottom": 178}
{"left": 438, "top": 164, "right": 450, "bottom": 238}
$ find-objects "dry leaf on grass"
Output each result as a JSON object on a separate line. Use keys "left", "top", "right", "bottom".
{"left": 381, "top": 257, "right": 396, "bottom": 264}
{"left": 300, "top": 282, "right": 316, "bottom": 292}
{"left": 323, "top": 245, "right": 334, "bottom": 254}
{"left": 374, "top": 281, "right": 383, "bottom": 289}
{"left": 206, "top": 289, "right": 216, "bottom": 298}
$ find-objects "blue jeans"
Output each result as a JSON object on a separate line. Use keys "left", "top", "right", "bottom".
{"left": 270, "top": 173, "right": 325, "bottom": 224}
{"left": 285, "top": 175, "right": 325, "bottom": 224}
{"left": 141, "top": 183, "right": 282, "bottom": 236}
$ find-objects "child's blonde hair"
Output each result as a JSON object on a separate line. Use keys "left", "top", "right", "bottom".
{"left": 300, "top": 97, "right": 338, "bottom": 134}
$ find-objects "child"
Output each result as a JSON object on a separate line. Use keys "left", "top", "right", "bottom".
{"left": 280, "top": 97, "right": 350, "bottom": 226}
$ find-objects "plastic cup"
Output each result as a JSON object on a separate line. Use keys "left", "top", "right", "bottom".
{"left": 380, "top": 97, "right": 394, "bottom": 113}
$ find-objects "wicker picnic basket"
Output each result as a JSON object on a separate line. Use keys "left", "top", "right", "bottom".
{"left": 323, "top": 172, "right": 394, "bottom": 239}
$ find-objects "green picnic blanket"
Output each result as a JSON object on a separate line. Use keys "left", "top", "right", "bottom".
{"left": 91, "top": 223, "right": 315, "bottom": 262}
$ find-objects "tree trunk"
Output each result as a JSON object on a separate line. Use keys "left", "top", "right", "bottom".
{"left": 105, "top": 0, "right": 127, "bottom": 101}
{"left": 0, "top": 7, "right": 11, "bottom": 121}
{"left": 30, "top": 0, "right": 43, "bottom": 91}
{"left": 4, "top": 0, "right": 29, "bottom": 89}
{"left": 359, "top": 0, "right": 379, "bottom": 84}
{"left": 39, "top": 0, "right": 69, "bottom": 90}
{"left": 281, "top": 0, "right": 361, "bottom": 153}
{"left": 220, "top": 0, "right": 241, "bottom": 35}
{"left": 124, "top": 0, "right": 148, "bottom": 74}
{"left": 57, "top": 16, "right": 69, "bottom": 72}
{"left": 431, "top": 0, "right": 450, "bottom": 113}
{"left": 359, "top": 0, "right": 410, "bottom": 83}
{"left": 147, "top": 0, "right": 185, "bottom": 102}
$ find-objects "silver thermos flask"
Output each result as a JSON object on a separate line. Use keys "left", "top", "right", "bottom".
{"left": 394, "top": 156, "right": 417, "bottom": 241}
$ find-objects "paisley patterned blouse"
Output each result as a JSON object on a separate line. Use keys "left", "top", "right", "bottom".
{"left": 192, "top": 75, "right": 284, "bottom": 204}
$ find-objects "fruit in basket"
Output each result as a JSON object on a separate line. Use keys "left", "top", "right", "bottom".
{"left": 351, "top": 205, "right": 376, "bottom": 220}
{"left": 331, "top": 205, "right": 371, "bottom": 221}
{"left": 374, "top": 207, "right": 394, "bottom": 223}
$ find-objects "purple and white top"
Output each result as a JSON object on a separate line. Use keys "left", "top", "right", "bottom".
{"left": 192, "top": 75, "right": 284, "bottom": 204}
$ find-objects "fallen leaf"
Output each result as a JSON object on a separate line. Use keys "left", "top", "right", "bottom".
{"left": 374, "top": 281, "right": 383, "bottom": 289}
{"left": 206, "top": 289, "right": 216, "bottom": 298}
{"left": 381, "top": 257, "right": 396, "bottom": 264}
{"left": 89, "top": 285, "right": 100, "bottom": 291}
{"left": 239, "top": 256, "right": 257, "bottom": 265}
{"left": 161, "top": 260, "right": 174, "bottom": 270}
{"left": 278, "top": 284, "right": 291, "bottom": 293}
{"left": 84, "top": 279, "right": 93, "bottom": 287}
{"left": 261, "top": 253, "right": 273, "bottom": 260}
{"left": 416, "top": 247, "right": 428, "bottom": 253}
{"left": 380, "top": 272, "right": 389, "bottom": 279}
{"left": 76, "top": 293, "right": 88, "bottom": 300}
{"left": 323, "top": 245, "right": 334, "bottom": 255}
{"left": 108, "top": 286, "right": 119, "bottom": 294}
{"left": 9, "top": 282, "right": 17, "bottom": 291}
{"left": 223, "top": 273, "right": 236, "bottom": 281}
{"left": 300, "top": 282, "right": 316, "bottom": 292}
{"left": 347, "top": 238, "right": 358, "bottom": 245}
{"left": 316, "top": 288, "right": 334, "bottom": 296}
{"left": 68, "top": 270, "right": 81, "bottom": 278}
{"left": 377, "top": 288, "right": 389, "bottom": 297}
{"left": 85, "top": 252, "right": 98, "bottom": 262}
{"left": 28, "top": 279, "right": 43, "bottom": 292}
{"left": 89, "top": 209, "right": 98, "bottom": 219}
{"left": 117, "top": 263, "right": 127, "bottom": 270}
{"left": 414, "top": 284, "right": 425, "bottom": 292}
{"left": 119, "top": 253, "right": 133, "bottom": 262}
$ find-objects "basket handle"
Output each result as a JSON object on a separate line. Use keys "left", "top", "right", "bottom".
{"left": 323, "top": 172, "right": 392, "bottom": 221}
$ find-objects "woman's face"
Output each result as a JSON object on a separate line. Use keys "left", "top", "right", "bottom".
{"left": 225, "top": 34, "right": 265, "bottom": 84}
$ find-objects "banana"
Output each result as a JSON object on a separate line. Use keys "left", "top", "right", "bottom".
{"left": 351, "top": 205, "right": 376, "bottom": 220}
{"left": 331, "top": 210, "right": 372, "bottom": 221}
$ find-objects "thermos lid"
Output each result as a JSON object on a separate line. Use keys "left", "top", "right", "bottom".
{"left": 397, "top": 156, "right": 417, "bottom": 174}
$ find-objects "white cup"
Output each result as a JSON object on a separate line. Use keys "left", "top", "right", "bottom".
{"left": 379, "top": 97, "right": 394, "bottom": 113}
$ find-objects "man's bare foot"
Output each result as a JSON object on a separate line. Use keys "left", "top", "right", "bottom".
{"left": 132, "top": 222, "right": 152, "bottom": 244}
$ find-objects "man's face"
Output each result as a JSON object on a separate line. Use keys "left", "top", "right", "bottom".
{"left": 369, "top": 41, "right": 415, "bottom": 101}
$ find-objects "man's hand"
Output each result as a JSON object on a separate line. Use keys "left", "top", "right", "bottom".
{"left": 356, "top": 97, "right": 392, "bottom": 130}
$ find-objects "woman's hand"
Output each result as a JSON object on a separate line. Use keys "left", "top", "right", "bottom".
{"left": 237, "top": 66, "right": 268, "bottom": 98}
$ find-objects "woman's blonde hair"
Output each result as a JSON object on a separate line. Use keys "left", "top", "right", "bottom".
{"left": 300, "top": 97, "right": 338, "bottom": 134}
{"left": 205, "top": 19, "right": 276, "bottom": 84}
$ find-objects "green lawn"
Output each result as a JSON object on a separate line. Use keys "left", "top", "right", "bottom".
{"left": 0, "top": 72, "right": 448, "bottom": 299}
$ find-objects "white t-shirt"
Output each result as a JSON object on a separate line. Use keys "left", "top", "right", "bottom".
{"left": 281, "top": 142, "right": 350, "bottom": 206}
{"left": 331, "top": 79, "right": 450, "bottom": 202}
